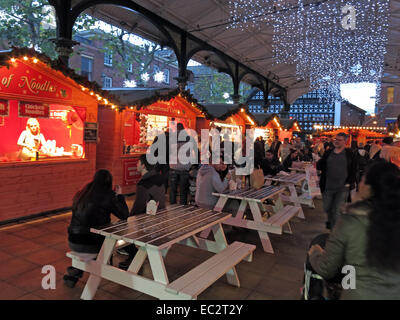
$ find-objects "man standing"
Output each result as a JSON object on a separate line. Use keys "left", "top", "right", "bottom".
{"left": 169, "top": 123, "right": 193, "bottom": 205}
{"left": 270, "top": 136, "right": 281, "bottom": 159}
{"left": 278, "top": 138, "right": 291, "bottom": 162}
{"left": 317, "top": 132, "right": 357, "bottom": 230}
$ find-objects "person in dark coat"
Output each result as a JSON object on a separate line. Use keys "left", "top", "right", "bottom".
{"left": 118, "top": 154, "right": 166, "bottom": 269}
{"left": 151, "top": 130, "right": 170, "bottom": 192}
{"left": 65, "top": 169, "right": 129, "bottom": 287}
{"left": 261, "top": 150, "right": 284, "bottom": 176}
{"left": 317, "top": 133, "right": 358, "bottom": 230}
{"left": 282, "top": 149, "right": 301, "bottom": 172}
{"left": 309, "top": 162, "right": 400, "bottom": 299}
{"left": 270, "top": 136, "right": 282, "bottom": 159}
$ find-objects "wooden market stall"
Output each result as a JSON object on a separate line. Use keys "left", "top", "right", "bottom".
{"left": 315, "top": 125, "right": 388, "bottom": 147}
{"left": 279, "top": 119, "right": 302, "bottom": 141}
{"left": 0, "top": 48, "right": 115, "bottom": 223}
{"left": 251, "top": 113, "right": 283, "bottom": 142}
{"left": 98, "top": 88, "right": 204, "bottom": 194}
{"left": 196, "top": 104, "right": 255, "bottom": 139}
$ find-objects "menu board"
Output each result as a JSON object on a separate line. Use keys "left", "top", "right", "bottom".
{"left": 84, "top": 122, "right": 98, "bottom": 142}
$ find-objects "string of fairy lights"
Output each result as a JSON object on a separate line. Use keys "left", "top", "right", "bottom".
{"left": 228, "top": 0, "right": 390, "bottom": 105}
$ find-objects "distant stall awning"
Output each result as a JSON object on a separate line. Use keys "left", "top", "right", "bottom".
{"left": 280, "top": 119, "right": 301, "bottom": 132}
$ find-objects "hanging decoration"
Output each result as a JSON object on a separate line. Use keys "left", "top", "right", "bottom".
{"left": 228, "top": 0, "right": 390, "bottom": 104}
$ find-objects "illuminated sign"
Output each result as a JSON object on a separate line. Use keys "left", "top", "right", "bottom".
{"left": 18, "top": 101, "right": 49, "bottom": 118}
{"left": 0, "top": 99, "right": 8, "bottom": 116}
{"left": 0, "top": 61, "right": 72, "bottom": 99}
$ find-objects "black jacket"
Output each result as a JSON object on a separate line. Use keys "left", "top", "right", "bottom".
{"left": 317, "top": 148, "right": 358, "bottom": 193}
{"left": 283, "top": 154, "right": 301, "bottom": 172}
{"left": 68, "top": 190, "right": 129, "bottom": 246}
{"left": 130, "top": 170, "right": 166, "bottom": 215}
{"left": 261, "top": 158, "right": 284, "bottom": 176}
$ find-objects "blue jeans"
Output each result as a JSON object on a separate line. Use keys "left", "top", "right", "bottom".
{"left": 322, "top": 188, "right": 349, "bottom": 229}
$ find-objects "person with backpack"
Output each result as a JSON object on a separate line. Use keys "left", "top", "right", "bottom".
{"left": 308, "top": 161, "right": 400, "bottom": 299}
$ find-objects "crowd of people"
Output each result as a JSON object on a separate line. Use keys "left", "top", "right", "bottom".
{"left": 63, "top": 123, "right": 400, "bottom": 299}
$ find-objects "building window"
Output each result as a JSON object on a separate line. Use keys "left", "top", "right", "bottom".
{"left": 103, "top": 76, "right": 112, "bottom": 88}
{"left": 163, "top": 68, "right": 170, "bottom": 84}
{"left": 81, "top": 56, "right": 93, "bottom": 81}
{"left": 126, "top": 54, "right": 133, "bottom": 72}
{"left": 104, "top": 51, "right": 113, "bottom": 67}
{"left": 387, "top": 87, "right": 394, "bottom": 104}
{"left": 127, "top": 62, "right": 133, "bottom": 73}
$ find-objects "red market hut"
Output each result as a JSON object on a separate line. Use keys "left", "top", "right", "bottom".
{"left": 97, "top": 88, "right": 204, "bottom": 194}
{"left": 279, "top": 119, "right": 302, "bottom": 141}
{"left": 196, "top": 104, "right": 255, "bottom": 139}
{"left": 0, "top": 48, "right": 118, "bottom": 223}
{"left": 251, "top": 113, "right": 283, "bottom": 142}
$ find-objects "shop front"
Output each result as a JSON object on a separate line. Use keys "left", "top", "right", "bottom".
{"left": 0, "top": 49, "right": 109, "bottom": 222}
{"left": 97, "top": 88, "right": 203, "bottom": 194}
{"left": 279, "top": 119, "right": 302, "bottom": 141}
{"left": 197, "top": 104, "right": 255, "bottom": 140}
{"left": 252, "top": 113, "right": 282, "bottom": 142}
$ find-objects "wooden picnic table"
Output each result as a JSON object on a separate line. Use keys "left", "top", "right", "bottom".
{"left": 200, "top": 185, "right": 301, "bottom": 254}
{"left": 66, "top": 205, "right": 255, "bottom": 300}
{"left": 265, "top": 172, "right": 309, "bottom": 214}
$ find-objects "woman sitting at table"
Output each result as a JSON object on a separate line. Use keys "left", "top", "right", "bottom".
{"left": 64, "top": 169, "right": 129, "bottom": 288}
{"left": 308, "top": 161, "right": 400, "bottom": 299}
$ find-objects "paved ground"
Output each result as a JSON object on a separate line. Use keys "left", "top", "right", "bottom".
{"left": 0, "top": 195, "right": 327, "bottom": 300}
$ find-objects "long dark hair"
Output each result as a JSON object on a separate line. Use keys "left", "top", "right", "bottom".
{"left": 365, "top": 161, "right": 400, "bottom": 271}
{"left": 72, "top": 169, "right": 113, "bottom": 211}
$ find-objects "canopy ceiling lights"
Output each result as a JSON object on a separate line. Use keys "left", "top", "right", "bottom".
{"left": 228, "top": 0, "right": 390, "bottom": 103}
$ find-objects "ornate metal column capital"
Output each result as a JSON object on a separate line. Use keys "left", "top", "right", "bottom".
{"left": 174, "top": 76, "right": 188, "bottom": 91}
{"left": 231, "top": 94, "right": 241, "bottom": 104}
{"left": 50, "top": 37, "right": 79, "bottom": 66}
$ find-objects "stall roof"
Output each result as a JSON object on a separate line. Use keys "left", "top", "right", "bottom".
{"left": 280, "top": 119, "right": 301, "bottom": 131}
{"left": 251, "top": 113, "right": 280, "bottom": 127}
{"left": 201, "top": 104, "right": 245, "bottom": 120}
{"left": 72, "top": 0, "right": 400, "bottom": 103}
{"left": 0, "top": 47, "right": 120, "bottom": 106}
{"left": 105, "top": 87, "right": 176, "bottom": 105}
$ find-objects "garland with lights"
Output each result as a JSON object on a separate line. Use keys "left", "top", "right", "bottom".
{"left": 0, "top": 47, "right": 121, "bottom": 108}
{"left": 0, "top": 48, "right": 264, "bottom": 124}
{"left": 125, "top": 88, "right": 259, "bottom": 123}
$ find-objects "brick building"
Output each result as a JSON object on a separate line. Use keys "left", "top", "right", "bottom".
{"left": 375, "top": 84, "right": 400, "bottom": 127}
{"left": 68, "top": 31, "right": 179, "bottom": 89}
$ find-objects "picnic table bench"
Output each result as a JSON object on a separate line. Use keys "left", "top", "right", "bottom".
{"left": 200, "top": 185, "right": 301, "bottom": 254}
{"left": 66, "top": 205, "right": 255, "bottom": 300}
{"left": 265, "top": 172, "right": 308, "bottom": 216}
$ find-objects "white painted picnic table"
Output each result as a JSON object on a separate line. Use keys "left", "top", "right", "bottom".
{"left": 265, "top": 172, "right": 309, "bottom": 214}
{"left": 200, "top": 185, "right": 301, "bottom": 254}
{"left": 67, "top": 205, "right": 255, "bottom": 300}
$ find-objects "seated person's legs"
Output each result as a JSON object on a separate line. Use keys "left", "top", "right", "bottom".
{"left": 64, "top": 242, "right": 102, "bottom": 288}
